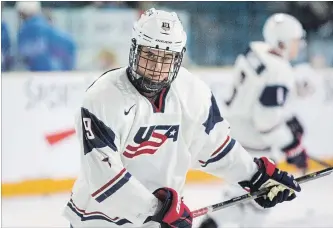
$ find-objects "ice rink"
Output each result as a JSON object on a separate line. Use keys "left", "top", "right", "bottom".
{"left": 2, "top": 173, "right": 332, "bottom": 228}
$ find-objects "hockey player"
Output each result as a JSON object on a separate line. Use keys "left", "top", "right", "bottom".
{"left": 63, "top": 9, "right": 301, "bottom": 228}
{"left": 16, "top": 1, "right": 76, "bottom": 71}
{"left": 199, "top": 13, "right": 310, "bottom": 228}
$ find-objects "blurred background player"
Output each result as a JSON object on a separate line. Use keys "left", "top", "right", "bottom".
{"left": 2, "top": 1, "right": 12, "bottom": 71}
{"left": 199, "top": 13, "right": 314, "bottom": 228}
{"left": 1, "top": 19, "right": 11, "bottom": 71}
{"left": 16, "top": 1, "right": 76, "bottom": 71}
{"left": 225, "top": 13, "right": 311, "bottom": 169}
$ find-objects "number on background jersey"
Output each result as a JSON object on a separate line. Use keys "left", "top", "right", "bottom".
{"left": 83, "top": 117, "right": 95, "bottom": 139}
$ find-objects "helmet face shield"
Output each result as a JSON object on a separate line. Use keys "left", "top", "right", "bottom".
{"left": 137, "top": 46, "right": 176, "bottom": 82}
{"left": 129, "top": 39, "right": 185, "bottom": 96}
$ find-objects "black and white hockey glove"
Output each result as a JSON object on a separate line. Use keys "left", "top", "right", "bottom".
{"left": 239, "top": 157, "right": 301, "bottom": 208}
{"left": 283, "top": 116, "right": 309, "bottom": 169}
{"left": 147, "top": 187, "right": 193, "bottom": 228}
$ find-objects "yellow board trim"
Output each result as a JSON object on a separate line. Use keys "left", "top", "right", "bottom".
{"left": 2, "top": 159, "right": 332, "bottom": 197}
{"left": 185, "top": 159, "right": 333, "bottom": 183}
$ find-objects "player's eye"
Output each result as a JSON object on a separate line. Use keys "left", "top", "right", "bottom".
{"left": 162, "top": 56, "right": 173, "bottom": 63}
{"left": 146, "top": 52, "right": 157, "bottom": 60}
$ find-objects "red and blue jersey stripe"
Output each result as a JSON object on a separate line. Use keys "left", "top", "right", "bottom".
{"left": 199, "top": 136, "right": 236, "bottom": 167}
{"left": 67, "top": 199, "right": 132, "bottom": 226}
{"left": 91, "top": 168, "right": 131, "bottom": 203}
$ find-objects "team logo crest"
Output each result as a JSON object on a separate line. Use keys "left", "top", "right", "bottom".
{"left": 161, "top": 22, "right": 170, "bottom": 31}
{"left": 124, "top": 124, "right": 179, "bottom": 158}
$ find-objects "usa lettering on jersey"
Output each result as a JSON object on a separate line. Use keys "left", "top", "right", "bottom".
{"left": 124, "top": 125, "right": 179, "bottom": 158}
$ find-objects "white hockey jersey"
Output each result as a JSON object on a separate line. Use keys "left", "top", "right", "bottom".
{"left": 63, "top": 67, "right": 258, "bottom": 227}
{"left": 222, "top": 41, "right": 301, "bottom": 157}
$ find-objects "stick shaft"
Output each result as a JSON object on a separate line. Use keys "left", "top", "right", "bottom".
{"left": 192, "top": 167, "right": 333, "bottom": 218}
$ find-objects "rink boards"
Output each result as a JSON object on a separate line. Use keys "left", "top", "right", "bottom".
{"left": 2, "top": 67, "right": 333, "bottom": 197}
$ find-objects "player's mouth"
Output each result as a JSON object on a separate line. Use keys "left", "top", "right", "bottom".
{"left": 148, "top": 74, "right": 163, "bottom": 80}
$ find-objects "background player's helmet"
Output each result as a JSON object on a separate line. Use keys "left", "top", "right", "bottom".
{"left": 15, "top": 1, "right": 41, "bottom": 15}
{"left": 128, "top": 8, "right": 187, "bottom": 96}
{"left": 263, "top": 13, "right": 305, "bottom": 59}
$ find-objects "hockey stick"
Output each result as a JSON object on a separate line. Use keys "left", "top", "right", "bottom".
{"left": 191, "top": 167, "right": 333, "bottom": 218}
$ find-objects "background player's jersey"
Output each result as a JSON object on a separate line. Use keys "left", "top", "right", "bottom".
{"left": 223, "top": 41, "right": 298, "bottom": 157}
{"left": 63, "top": 67, "right": 257, "bottom": 227}
{"left": 18, "top": 15, "right": 76, "bottom": 71}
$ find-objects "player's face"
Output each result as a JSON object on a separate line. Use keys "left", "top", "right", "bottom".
{"left": 288, "top": 39, "right": 301, "bottom": 60}
{"left": 137, "top": 47, "right": 175, "bottom": 82}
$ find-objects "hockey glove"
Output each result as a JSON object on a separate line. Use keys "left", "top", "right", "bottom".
{"left": 283, "top": 116, "right": 309, "bottom": 169}
{"left": 239, "top": 157, "right": 301, "bottom": 208}
{"left": 285, "top": 148, "right": 308, "bottom": 169}
{"left": 150, "top": 187, "right": 193, "bottom": 228}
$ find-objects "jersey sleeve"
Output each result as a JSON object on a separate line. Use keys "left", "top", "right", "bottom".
{"left": 190, "top": 89, "right": 257, "bottom": 183}
{"left": 75, "top": 94, "right": 159, "bottom": 224}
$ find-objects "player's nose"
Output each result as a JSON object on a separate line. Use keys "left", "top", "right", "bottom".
{"left": 154, "top": 60, "right": 163, "bottom": 72}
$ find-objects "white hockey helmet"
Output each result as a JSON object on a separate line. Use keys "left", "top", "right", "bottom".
{"left": 263, "top": 13, "right": 305, "bottom": 58}
{"left": 16, "top": 1, "right": 41, "bottom": 15}
{"left": 128, "top": 8, "right": 187, "bottom": 95}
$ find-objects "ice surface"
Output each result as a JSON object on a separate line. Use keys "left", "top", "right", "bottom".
{"left": 2, "top": 174, "right": 332, "bottom": 227}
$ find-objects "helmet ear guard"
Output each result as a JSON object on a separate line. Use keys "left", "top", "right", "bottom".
{"left": 129, "top": 38, "right": 138, "bottom": 72}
